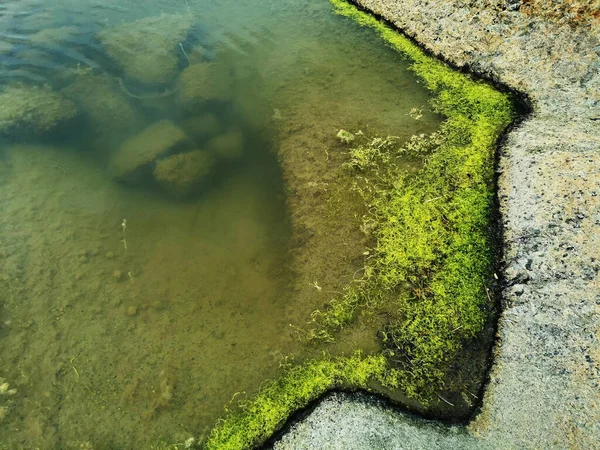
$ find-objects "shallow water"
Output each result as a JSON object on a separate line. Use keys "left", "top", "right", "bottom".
{"left": 0, "top": 0, "right": 441, "bottom": 448}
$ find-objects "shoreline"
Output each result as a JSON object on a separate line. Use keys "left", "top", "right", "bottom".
{"left": 274, "top": 1, "right": 600, "bottom": 448}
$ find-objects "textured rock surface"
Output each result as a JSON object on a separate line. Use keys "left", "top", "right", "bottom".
{"left": 153, "top": 150, "right": 216, "bottom": 196}
{"left": 176, "top": 61, "right": 235, "bottom": 110}
{"left": 274, "top": 1, "right": 600, "bottom": 449}
{"left": 0, "top": 84, "right": 78, "bottom": 134}
{"left": 110, "top": 120, "right": 188, "bottom": 181}
{"left": 97, "top": 14, "right": 193, "bottom": 85}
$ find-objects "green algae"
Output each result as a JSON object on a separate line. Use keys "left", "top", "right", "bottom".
{"left": 205, "top": 353, "right": 389, "bottom": 450}
{"left": 204, "top": 1, "right": 516, "bottom": 448}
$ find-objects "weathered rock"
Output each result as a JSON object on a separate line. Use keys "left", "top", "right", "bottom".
{"left": 176, "top": 61, "right": 235, "bottom": 110}
{"left": 110, "top": 120, "right": 189, "bottom": 182}
{"left": 0, "top": 84, "right": 78, "bottom": 134}
{"left": 207, "top": 129, "right": 244, "bottom": 161}
{"left": 153, "top": 150, "right": 216, "bottom": 195}
{"left": 181, "top": 113, "right": 223, "bottom": 143}
{"left": 97, "top": 14, "right": 193, "bottom": 85}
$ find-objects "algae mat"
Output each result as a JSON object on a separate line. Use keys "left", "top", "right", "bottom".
{"left": 0, "top": 0, "right": 444, "bottom": 448}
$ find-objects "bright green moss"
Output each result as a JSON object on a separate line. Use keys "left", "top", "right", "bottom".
{"left": 205, "top": 1, "right": 516, "bottom": 448}
{"left": 205, "top": 353, "right": 388, "bottom": 450}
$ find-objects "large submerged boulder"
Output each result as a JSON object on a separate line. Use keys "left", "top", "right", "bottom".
{"left": 0, "top": 84, "right": 78, "bottom": 134}
{"left": 110, "top": 119, "right": 189, "bottom": 182}
{"left": 153, "top": 150, "right": 216, "bottom": 196}
{"left": 176, "top": 61, "right": 234, "bottom": 110}
{"left": 97, "top": 14, "right": 193, "bottom": 85}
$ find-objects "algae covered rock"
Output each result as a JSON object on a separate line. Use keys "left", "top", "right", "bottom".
{"left": 97, "top": 14, "right": 193, "bottom": 85}
{"left": 153, "top": 150, "right": 216, "bottom": 195}
{"left": 111, "top": 119, "right": 189, "bottom": 181}
{"left": 207, "top": 129, "right": 245, "bottom": 161}
{"left": 181, "top": 113, "right": 223, "bottom": 142}
{"left": 0, "top": 84, "right": 78, "bottom": 134}
{"left": 177, "top": 61, "right": 234, "bottom": 110}
{"left": 62, "top": 74, "right": 143, "bottom": 146}
{"left": 29, "top": 26, "right": 79, "bottom": 46}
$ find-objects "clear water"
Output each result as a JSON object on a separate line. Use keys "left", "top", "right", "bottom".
{"left": 0, "top": 0, "right": 441, "bottom": 448}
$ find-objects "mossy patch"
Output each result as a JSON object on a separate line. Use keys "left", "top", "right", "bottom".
{"left": 197, "top": 0, "right": 516, "bottom": 448}
{"left": 205, "top": 353, "right": 388, "bottom": 450}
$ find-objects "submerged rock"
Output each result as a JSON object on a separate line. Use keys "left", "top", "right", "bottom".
{"left": 207, "top": 129, "right": 245, "bottom": 161}
{"left": 111, "top": 119, "right": 189, "bottom": 182}
{"left": 181, "top": 113, "right": 224, "bottom": 143}
{"left": 62, "top": 74, "right": 143, "bottom": 147}
{"left": 153, "top": 150, "right": 216, "bottom": 196}
{"left": 177, "top": 61, "right": 234, "bottom": 110}
{"left": 97, "top": 14, "right": 193, "bottom": 85}
{"left": 0, "top": 84, "right": 78, "bottom": 134}
{"left": 29, "top": 26, "right": 80, "bottom": 46}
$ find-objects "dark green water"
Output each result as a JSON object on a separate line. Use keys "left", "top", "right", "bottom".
{"left": 0, "top": 0, "right": 440, "bottom": 448}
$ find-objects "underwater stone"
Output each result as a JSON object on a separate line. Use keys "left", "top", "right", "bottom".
{"left": 111, "top": 120, "right": 189, "bottom": 182}
{"left": 0, "top": 84, "right": 78, "bottom": 134}
{"left": 97, "top": 14, "right": 193, "bottom": 85}
{"left": 207, "top": 130, "right": 244, "bottom": 161}
{"left": 181, "top": 113, "right": 224, "bottom": 143}
{"left": 153, "top": 150, "right": 216, "bottom": 196}
{"left": 29, "top": 26, "right": 79, "bottom": 46}
{"left": 177, "top": 61, "right": 235, "bottom": 110}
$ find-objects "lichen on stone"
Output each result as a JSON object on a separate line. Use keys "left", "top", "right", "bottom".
{"left": 97, "top": 14, "right": 193, "bottom": 85}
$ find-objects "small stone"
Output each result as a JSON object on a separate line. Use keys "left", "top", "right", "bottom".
{"left": 105, "top": 251, "right": 115, "bottom": 259}
{"left": 127, "top": 305, "right": 137, "bottom": 316}
{"left": 112, "top": 270, "right": 123, "bottom": 281}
